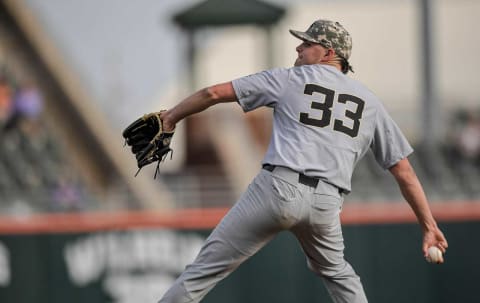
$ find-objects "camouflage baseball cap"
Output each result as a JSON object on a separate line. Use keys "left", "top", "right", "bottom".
{"left": 289, "top": 19, "right": 352, "bottom": 60}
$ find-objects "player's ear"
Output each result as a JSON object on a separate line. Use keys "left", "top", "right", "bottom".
{"left": 325, "top": 48, "right": 336, "bottom": 59}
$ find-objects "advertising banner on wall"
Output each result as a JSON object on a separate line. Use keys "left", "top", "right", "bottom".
{"left": 0, "top": 229, "right": 207, "bottom": 303}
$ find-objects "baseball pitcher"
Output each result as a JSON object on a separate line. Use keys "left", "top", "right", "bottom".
{"left": 123, "top": 19, "right": 448, "bottom": 303}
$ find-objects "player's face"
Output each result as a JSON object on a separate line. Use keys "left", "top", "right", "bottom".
{"left": 294, "top": 40, "right": 329, "bottom": 67}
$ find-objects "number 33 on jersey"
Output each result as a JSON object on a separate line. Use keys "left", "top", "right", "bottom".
{"left": 300, "top": 83, "right": 364, "bottom": 138}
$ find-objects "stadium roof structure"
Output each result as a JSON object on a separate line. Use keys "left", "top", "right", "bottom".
{"left": 173, "top": 0, "right": 285, "bottom": 29}
{"left": 171, "top": 0, "right": 286, "bottom": 195}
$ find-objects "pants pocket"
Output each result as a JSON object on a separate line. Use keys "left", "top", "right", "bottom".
{"left": 270, "top": 175, "right": 301, "bottom": 227}
{"left": 310, "top": 194, "right": 342, "bottom": 226}
{"left": 271, "top": 175, "right": 298, "bottom": 202}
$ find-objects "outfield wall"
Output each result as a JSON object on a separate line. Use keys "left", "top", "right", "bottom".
{"left": 0, "top": 202, "right": 478, "bottom": 303}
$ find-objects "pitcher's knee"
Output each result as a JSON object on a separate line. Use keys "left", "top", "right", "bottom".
{"left": 308, "top": 258, "right": 357, "bottom": 280}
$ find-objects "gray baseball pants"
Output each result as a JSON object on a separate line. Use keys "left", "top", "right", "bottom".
{"left": 158, "top": 166, "right": 368, "bottom": 303}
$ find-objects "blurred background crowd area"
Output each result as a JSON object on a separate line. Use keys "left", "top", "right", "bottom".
{"left": 0, "top": 0, "right": 479, "bottom": 215}
{"left": 0, "top": 72, "right": 100, "bottom": 214}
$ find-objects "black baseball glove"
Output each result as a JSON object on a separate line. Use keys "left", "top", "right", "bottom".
{"left": 122, "top": 111, "right": 174, "bottom": 178}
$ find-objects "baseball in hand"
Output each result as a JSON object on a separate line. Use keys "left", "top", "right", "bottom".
{"left": 426, "top": 246, "right": 443, "bottom": 264}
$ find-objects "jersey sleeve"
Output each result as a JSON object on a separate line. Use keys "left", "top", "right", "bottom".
{"left": 231, "top": 68, "right": 289, "bottom": 112}
{"left": 370, "top": 105, "right": 414, "bottom": 169}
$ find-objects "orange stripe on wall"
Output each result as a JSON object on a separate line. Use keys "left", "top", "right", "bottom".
{"left": 0, "top": 208, "right": 229, "bottom": 234}
{"left": 0, "top": 201, "right": 479, "bottom": 234}
{"left": 341, "top": 201, "right": 480, "bottom": 224}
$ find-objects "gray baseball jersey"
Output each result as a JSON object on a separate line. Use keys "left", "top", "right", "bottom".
{"left": 232, "top": 64, "right": 413, "bottom": 193}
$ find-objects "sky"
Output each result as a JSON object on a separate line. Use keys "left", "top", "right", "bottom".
{"left": 25, "top": 0, "right": 197, "bottom": 128}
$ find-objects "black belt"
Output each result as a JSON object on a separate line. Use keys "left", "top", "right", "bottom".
{"left": 263, "top": 164, "right": 344, "bottom": 195}
{"left": 262, "top": 164, "right": 319, "bottom": 188}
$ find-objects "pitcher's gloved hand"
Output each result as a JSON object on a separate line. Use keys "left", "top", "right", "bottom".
{"left": 122, "top": 111, "right": 174, "bottom": 178}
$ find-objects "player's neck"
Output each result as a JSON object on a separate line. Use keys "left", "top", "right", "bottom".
{"left": 320, "top": 61, "right": 342, "bottom": 72}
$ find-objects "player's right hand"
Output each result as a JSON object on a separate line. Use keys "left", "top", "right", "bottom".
{"left": 422, "top": 227, "right": 448, "bottom": 258}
